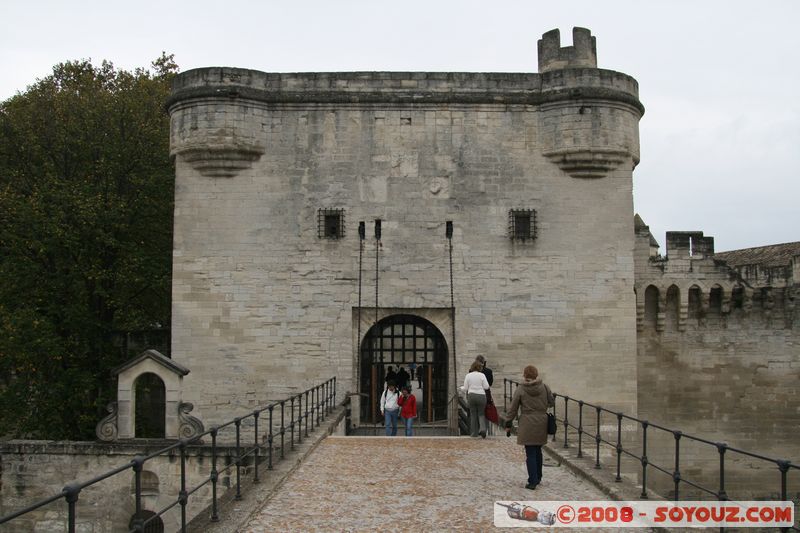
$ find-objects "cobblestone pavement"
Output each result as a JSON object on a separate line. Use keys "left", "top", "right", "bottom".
{"left": 242, "top": 436, "right": 656, "bottom": 532}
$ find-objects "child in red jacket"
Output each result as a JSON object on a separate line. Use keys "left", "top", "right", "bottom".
{"left": 398, "top": 385, "right": 417, "bottom": 437}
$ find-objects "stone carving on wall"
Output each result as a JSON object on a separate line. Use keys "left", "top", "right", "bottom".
{"left": 96, "top": 402, "right": 118, "bottom": 442}
{"left": 178, "top": 402, "right": 205, "bottom": 441}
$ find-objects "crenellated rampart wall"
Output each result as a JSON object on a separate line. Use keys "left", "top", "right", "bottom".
{"left": 634, "top": 218, "right": 799, "bottom": 497}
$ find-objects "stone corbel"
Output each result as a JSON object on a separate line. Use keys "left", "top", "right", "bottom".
{"left": 178, "top": 402, "right": 205, "bottom": 441}
{"left": 96, "top": 402, "right": 118, "bottom": 442}
{"left": 175, "top": 142, "right": 265, "bottom": 178}
{"left": 543, "top": 147, "right": 630, "bottom": 179}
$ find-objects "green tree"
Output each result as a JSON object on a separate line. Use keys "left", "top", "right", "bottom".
{"left": 0, "top": 54, "right": 177, "bottom": 439}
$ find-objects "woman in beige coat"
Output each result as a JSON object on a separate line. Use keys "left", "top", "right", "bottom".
{"left": 505, "top": 365, "right": 554, "bottom": 489}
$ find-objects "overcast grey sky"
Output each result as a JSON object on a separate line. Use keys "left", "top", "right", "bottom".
{"left": 2, "top": 0, "right": 798, "bottom": 252}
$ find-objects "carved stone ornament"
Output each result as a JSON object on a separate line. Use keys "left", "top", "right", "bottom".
{"left": 543, "top": 147, "right": 630, "bottom": 179}
{"left": 178, "top": 402, "right": 205, "bottom": 441}
{"left": 96, "top": 402, "right": 118, "bottom": 442}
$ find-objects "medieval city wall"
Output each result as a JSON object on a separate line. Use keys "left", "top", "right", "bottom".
{"left": 633, "top": 225, "right": 800, "bottom": 498}
{"left": 167, "top": 59, "right": 643, "bottom": 427}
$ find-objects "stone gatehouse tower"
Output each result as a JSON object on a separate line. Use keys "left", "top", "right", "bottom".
{"left": 166, "top": 27, "right": 644, "bottom": 427}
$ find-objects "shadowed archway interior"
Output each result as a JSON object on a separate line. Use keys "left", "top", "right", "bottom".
{"left": 360, "top": 314, "right": 449, "bottom": 423}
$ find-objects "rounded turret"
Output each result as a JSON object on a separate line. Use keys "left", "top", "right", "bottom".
{"left": 538, "top": 27, "right": 597, "bottom": 72}
{"left": 536, "top": 27, "right": 643, "bottom": 178}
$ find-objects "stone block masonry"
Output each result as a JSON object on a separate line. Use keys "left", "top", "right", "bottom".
{"left": 633, "top": 219, "right": 799, "bottom": 499}
{"left": 0, "top": 441, "right": 231, "bottom": 532}
{"left": 167, "top": 28, "right": 644, "bottom": 429}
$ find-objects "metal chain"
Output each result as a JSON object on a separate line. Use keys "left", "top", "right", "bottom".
{"left": 448, "top": 231, "right": 458, "bottom": 423}
{"left": 356, "top": 235, "right": 363, "bottom": 396}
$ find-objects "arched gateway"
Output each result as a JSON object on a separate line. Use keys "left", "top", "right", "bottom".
{"left": 360, "top": 315, "right": 449, "bottom": 423}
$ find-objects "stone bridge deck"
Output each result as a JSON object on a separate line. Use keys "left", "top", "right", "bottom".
{"left": 238, "top": 436, "right": 653, "bottom": 532}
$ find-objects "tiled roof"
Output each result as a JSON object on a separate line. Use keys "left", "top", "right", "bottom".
{"left": 715, "top": 242, "right": 800, "bottom": 269}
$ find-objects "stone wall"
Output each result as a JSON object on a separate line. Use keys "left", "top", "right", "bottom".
{"left": 166, "top": 28, "right": 644, "bottom": 429}
{"left": 633, "top": 219, "right": 800, "bottom": 498}
{"left": 0, "top": 440, "right": 240, "bottom": 532}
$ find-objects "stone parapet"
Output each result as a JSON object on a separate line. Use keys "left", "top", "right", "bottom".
{"left": 167, "top": 69, "right": 641, "bottom": 110}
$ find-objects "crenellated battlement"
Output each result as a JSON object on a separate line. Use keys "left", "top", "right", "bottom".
{"left": 634, "top": 218, "right": 798, "bottom": 333}
{"left": 538, "top": 27, "right": 597, "bottom": 73}
{"left": 665, "top": 231, "right": 715, "bottom": 259}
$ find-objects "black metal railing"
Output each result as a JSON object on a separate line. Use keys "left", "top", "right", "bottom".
{"left": 0, "top": 377, "right": 337, "bottom": 533}
{"left": 503, "top": 378, "right": 798, "bottom": 530}
{"left": 455, "top": 394, "right": 496, "bottom": 436}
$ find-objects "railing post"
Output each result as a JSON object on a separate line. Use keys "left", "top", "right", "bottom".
{"left": 640, "top": 421, "right": 649, "bottom": 499}
{"left": 673, "top": 431, "right": 682, "bottom": 501}
{"left": 318, "top": 385, "right": 323, "bottom": 424}
{"left": 563, "top": 396, "right": 569, "bottom": 449}
{"left": 577, "top": 401, "right": 584, "bottom": 458}
{"left": 594, "top": 407, "right": 602, "bottom": 469}
{"left": 615, "top": 412, "right": 623, "bottom": 482}
{"left": 253, "top": 411, "right": 260, "bottom": 484}
{"left": 179, "top": 440, "right": 188, "bottom": 532}
{"left": 297, "top": 394, "right": 303, "bottom": 444}
{"left": 63, "top": 483, "right": 81, "bottom": 533}
{"left": 132, "top": 456, "right": 144, "bottom": 532}
{"left": 317, "top": 385, "right": 325, "bottom": 427}
{"left": 234, "top": 418, "right": 242, "bottom": 500}
{"left": 334, "top": 376, "right": 337, "bottom": 405}
{"left": 503, "top": 379, "right": 508, "bottom": 412}
{"left": 280, "top": 400, "right": 286, "bottom": 458}
{"left": 323, "top": 381, "right": 328, "bottom": 416}
{"left": 315, "top": 385, "right": 320, "bottom": 426}
{"left": 291, "top": 395, "right": 296, "bottom": 447}
{"left": 309, "top": 387, "right": 315, "bottom": 431}
{"left": 268, "top": 405, "right": 274, "bottom": 470}
{"left": 329, "top": 378, "right": 334, "bottom": 413}
{"left": 317, "top": 385, "right": 322, "bottom": 427}
{"left": 717, "top": 442, "right": 728, "bottom": 500}
{"left": 777, "top": 460, "right": 790, "bottom": 533}
{"left": 552, "top": 395, "right": 557, "bottom": 443}
{"left": 210, "top": 427, "right": 219, "bottom": 522}
{"left": 305, "top": 389, "right": 310, "bottom": 437}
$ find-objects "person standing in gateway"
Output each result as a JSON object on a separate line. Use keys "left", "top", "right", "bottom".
{"left": 476, "top": 355, "right": 493, "bottom": 387}
{"left": 380, "top": 381, "right": 401, "bottom": 436}
{"left": 461, "top": 360, "right": 490, "bottom": 438}
{"left": 398, "top": 385, "right": 417, "bottom": 436}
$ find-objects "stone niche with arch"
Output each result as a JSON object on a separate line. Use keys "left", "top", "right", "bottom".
{"left": 96, "top": 349, "right": 204, "bottom": 441}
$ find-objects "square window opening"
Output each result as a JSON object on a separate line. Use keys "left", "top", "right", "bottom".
{"left": 508, "top": 209, "right": 538, "bottom": 241}
{"left": 318, "top": 209, "right": 345, "bottom": 239}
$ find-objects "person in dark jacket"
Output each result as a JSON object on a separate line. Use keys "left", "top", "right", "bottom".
{"left": 476, "top": 355, "right": 493, "bottom": 387}
{"left": 396, "top": 366, "right": 410, "bottom": 390}
{"left": 504, "top": 365, "right": 554, "bottom": 490}
{"left": 384, "top": 366, "right": 397, "bottom": 389}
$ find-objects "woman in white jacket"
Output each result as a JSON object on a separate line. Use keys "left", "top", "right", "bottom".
{"left": 461, "top": 360, "right": 490, "bottom": 438}
{"left": 379, "top": 381, "right": 401, "bottom": 436}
